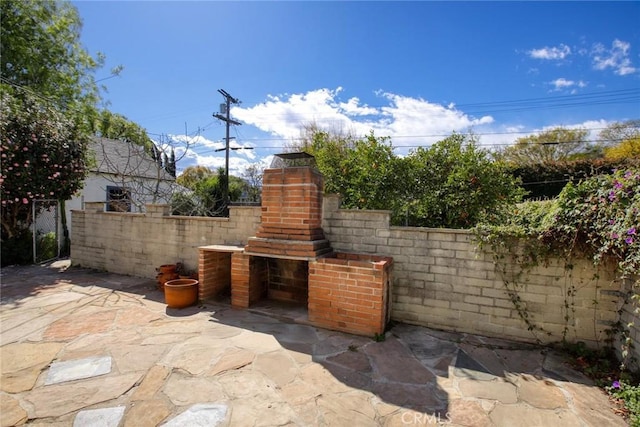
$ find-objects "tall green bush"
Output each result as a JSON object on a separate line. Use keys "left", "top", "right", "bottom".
{"left": 401, "top": 134, "right": 525, "bottom": 228}
{"left": 298, "top": 130, "right": 524, "bottom": 228}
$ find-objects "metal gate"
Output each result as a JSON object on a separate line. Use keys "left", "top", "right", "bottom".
{"left": 32, "top": 199, "right": 59, "bottom": 263}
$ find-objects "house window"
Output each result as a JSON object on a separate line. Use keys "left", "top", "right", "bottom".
{"left": 106, "top": 186, "right": 131, "bottom": 212}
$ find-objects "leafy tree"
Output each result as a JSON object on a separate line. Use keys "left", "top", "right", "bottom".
{"left": 177, "top": 166, "right": 217, "bottom": 189}
{"left": 292, "top": 125, "right": 522, "bottom": 228}
{"left": 171, "top": 167, "right": 243, "bottom": 216}
{"left": 402, "top": 133, "right": 525, "bottom": 228}
{"left": 1, "top": 0, "right": 103, "bottom": 120}
{"left": 598, "top": 120, "right": 640, "bottom": 147}
{"left": 241, "top": 163, "right": 264, "bottom": 202}
{"left": 495, "top": 127, "right": 592, "bottom": 166}
{"left": 1, "top": 0, "right": 105, "bottom": 263}
{"left": 1, "top": 91, "right": 89, "bottom": 250}
{"left": 605, "top": 138, "right": 640, "bottom": 160}
{"left": 167, "top": 147, "right": 176, "bottom": 178}
{"left": 296, "top": 128, "right": 402, "bottom": 212}
{"left": 91, "top": 110, "right": 154, "bottom": 151}
{"left": 600, "top": 120, "right": 640, "bottom": 160}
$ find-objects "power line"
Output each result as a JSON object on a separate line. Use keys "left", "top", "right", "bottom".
{"left": 142, "top": 88, "right": 639, "bottom": 136}
{"left": 218, "top": 88, "right": 640, "bottom": 112}
{"left": 212, "top": 89, "right": 242, "bottom": 211}
{"left": 188, "top": 135, "right": 634, "bottom": 157}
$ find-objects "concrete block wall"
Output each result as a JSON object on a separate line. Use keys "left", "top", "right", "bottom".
{"left": 71, "top": 197, "right": 638, "bottom": 362}
{"left": 71, "top": 203, "right": 261, "bottom": 279}
{"left": 321, "top": 195, "right": 630, "bottom": 349}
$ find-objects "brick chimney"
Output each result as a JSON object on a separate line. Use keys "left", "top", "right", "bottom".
{"left": 244, "top": 153, "right": 333, "bottom": 259}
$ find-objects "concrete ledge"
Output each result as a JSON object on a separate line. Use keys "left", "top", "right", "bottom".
{"left": 199, "top": 245, "right": 245, "bottom": 253}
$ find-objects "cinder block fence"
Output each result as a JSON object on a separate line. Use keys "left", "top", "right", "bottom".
{"left": 71, "top": 196, "right": 639, "bottom": 366}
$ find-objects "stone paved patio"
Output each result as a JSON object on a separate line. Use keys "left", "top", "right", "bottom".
{"left": 0, "top": 260, "right": 627, "bottom": 426}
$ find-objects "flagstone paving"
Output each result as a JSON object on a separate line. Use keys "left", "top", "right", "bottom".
{"left": 0, "top": 260, "right": 629, "bottom": 426}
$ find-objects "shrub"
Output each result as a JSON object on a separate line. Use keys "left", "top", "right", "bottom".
{"left": 478, "top": 167, "right": 639, "bottom": 281}
{"left": 36, "top": 231, "right": 58, "bottom": 262}
{"left": 1, "top": 229, "right": 32, "bottom": 266}
{"left": 547, "top": 168, "right": 639, "bottom": 280}
{"left": 508, "top": 158, "right": 639, "bottom": 200}
{"left": 403, "top": 134, "right": 525, "bottom": 228}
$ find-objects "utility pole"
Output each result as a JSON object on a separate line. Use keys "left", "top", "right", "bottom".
{"left": 212, "top": 89, "right": 241, "bottom": 214}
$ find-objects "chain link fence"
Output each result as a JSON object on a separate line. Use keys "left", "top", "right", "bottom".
{"left": 32, "top": 199, "right": 59, "bottom": 263}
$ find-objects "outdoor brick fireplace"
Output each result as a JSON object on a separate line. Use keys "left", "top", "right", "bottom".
{"left": 198, "top": 153, "right": 393, "bottom": 336}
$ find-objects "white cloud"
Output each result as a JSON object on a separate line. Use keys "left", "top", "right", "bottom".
{"left": 548, "top": 78, "right": 587, "bottom": 92}
{"left": 169, "top": 88, "right": 625, "bottom": 175}
{"left": 338, "top": 97, "right": 379, "bottom": 116}
{"left": 178, "top": 151, "right": 264, "bottom": 178}
{"left": 232, "top": 88, "right": 494, "bottom": 148}
{"left": 528, "top": 44, "right": 571, "bottom": 60}
{"left": 161, "top": 134, "right": 258, "bottom": 177}
{"left": 231, "top": 88, "right": 357, "bottom": 139}
{"left": 592, "top": 39, "right": 637, "bottom": 76}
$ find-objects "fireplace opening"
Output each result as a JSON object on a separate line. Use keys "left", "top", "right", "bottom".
{"left": 266, "top": 258, "right": 309, "bottom": 305}
{"left": 223, "top": 253, "right": 311, "bottom": 310}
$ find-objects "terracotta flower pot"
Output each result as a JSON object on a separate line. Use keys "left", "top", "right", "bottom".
{"left": 156, "top": 264, "right": 179, "bottom": 290}
{"left": 158, "top": 264, "right": 177, "bottom": 274}
{"left": 164, "top": 278, "right": 199, "bottom": 309}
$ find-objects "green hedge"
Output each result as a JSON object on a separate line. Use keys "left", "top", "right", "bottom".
{"left": 509, "top": 158, "right": 639, "bottom": 200}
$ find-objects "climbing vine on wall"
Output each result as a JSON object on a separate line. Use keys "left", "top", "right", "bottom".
{"left": 474, "top": 167, "right": 640, "bottom": 368}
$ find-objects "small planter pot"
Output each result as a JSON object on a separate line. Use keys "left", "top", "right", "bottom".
{"left": 156, "top": 264, "right": 179, "bottom": 290}
{"left": 164, "top": 278, "right": 199, "bottom": 309}
{"left": 159, "top": 264, "right": 176, "bottom": 273}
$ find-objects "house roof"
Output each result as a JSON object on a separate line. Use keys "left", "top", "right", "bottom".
{"left": 89, "top": 137, "right": 175, "bottom": 182}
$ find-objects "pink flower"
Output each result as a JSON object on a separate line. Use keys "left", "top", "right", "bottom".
{"left": 22, "top": 198, "right": 28, "bottom": 204}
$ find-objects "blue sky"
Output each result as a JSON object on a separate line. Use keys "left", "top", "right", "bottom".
{"left": 74, "top": 1, "right": 640, "bottom": 176}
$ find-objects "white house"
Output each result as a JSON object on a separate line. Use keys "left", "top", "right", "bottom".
{"left": 65, "top": 137, "right": 177, "bottom": 229}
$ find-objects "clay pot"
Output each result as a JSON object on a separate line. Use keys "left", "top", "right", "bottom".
{"left": 164, "top": 278, "right": 199, "bottom": 309}
{"left": 158, "top": 264, "right": 177, "bottom": 274}
{"left": 156, "top": 264, "right": 179, "bottom": 290}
